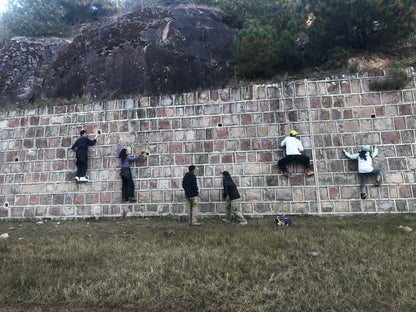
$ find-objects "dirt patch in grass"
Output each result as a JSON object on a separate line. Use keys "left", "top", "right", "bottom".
{"left": 1, "top": 215, "right": 416, "bottom": 312}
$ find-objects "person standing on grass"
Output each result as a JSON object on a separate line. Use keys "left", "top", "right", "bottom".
{"left": 343, "top": 144, "right": 381, "bottom": 200}
{"left": 278, "top": 130, "right": 314, "bottom": 177}
{"left": 182, "top": 165, "right": 201, "bottom": 226}
{"left": 118, "top": 139, "right": 146, "bottom": 203}
{"left": 71, "top": 130, "right": 99, "bottom": 182}
{"left": 221, "top": 171, "right": 247, "bottom": 225}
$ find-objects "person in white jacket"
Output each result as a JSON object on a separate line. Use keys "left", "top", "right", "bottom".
{"left": 343, "top": 144, "right": 382, "bottom": 199}
{"left": 278, "top": 130, "right": 314, "bottom": 177}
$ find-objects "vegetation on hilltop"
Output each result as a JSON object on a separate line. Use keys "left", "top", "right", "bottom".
{"left": 0, "top": 0, "right": 119, "bottom": 37}
{"left": 121, "top": 0, "right": 416, "bottom": 79}
{"left": 0, "top": 0, "right": 415, "bottom": 82}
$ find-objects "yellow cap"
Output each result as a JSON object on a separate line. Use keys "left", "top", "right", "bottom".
{"left": 289, "top": 130, "right": 298, "bottom": 136}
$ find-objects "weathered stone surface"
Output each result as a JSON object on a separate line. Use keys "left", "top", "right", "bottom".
{"left": 1, "top": 72, "right": 416, "bottom": 219}
{"left": 0, "top": 37, "right": 70, "bottom": 108}
{"left": 254, "top": 203, "right": 270, "bottom": 213}
{"left": 244, "top": 190, "right": 261, "bottom": 201}
{"left": 0, "top": 6, "right": 236, "bottom": 108}
{"left": 396, "top": 200, "right": 408, "bottom": 212}
{"left": 291, "top": 202, "right": 309, "bottom": 213}
{"left": 377, "top": 200, "right": 395, "bottom": 212}
{"left": 389, "top": 158, "right": 407, "bottom": 170}
{"left": 334, "top": 201, "right": 348, "bottom": 212}
{"left": 350, "top": 200, "right": 362, "bottom": 212}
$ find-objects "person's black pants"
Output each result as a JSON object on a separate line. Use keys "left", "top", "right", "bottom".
{"left": 121, "top": 168, "right": 135, "bottom": 200}
{"left": 75, "top": 149, "right": 88, "bottom": 177}
{"left": 278, "top": 155, "right": 311, "bottom": 172}
{"left": 76, "top": 160, "right": 88, "bottom": 177}
{"left": 359, "top": 169, "right": 382, "bottom": 193}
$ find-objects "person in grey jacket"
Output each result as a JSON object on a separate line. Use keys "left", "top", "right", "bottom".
{"left": 343, "top": 144, "right": 381, "bottom": 199}
{"left": 221, "top": 171, "right": 247, "bottom": 225}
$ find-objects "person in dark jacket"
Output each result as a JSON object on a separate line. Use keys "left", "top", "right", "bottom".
{"left": 221, "top": 171, "right": 247, "bottom": 225}
{"left": 71, "top": 130, "right": 99, "bottom": 182}
{"left": 118, "top": 139, "right": 146, "bottom": 202}
{"left": 182, "top": 165, "right": 201, "bottom": 226}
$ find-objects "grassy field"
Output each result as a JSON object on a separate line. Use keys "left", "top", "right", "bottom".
{"left": 0, "top": 214, "right": 415, "bottom": 312}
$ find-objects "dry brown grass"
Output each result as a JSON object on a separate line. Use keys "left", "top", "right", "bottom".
{"left": 1, "top": 215, "right": 416, "bottom": 312}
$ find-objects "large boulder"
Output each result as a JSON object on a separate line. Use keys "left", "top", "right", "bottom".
{"left": 0, "top": 5, "right": 237, "bottom": 108}
{"left": 0, "top": 37, "right": 69, "bottom": 108}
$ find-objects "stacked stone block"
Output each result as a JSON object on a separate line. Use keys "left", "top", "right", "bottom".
{"left": 1, "top": 72, "right": 416, "bottom": 219}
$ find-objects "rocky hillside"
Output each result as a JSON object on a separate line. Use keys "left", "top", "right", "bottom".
{"left": 0, "top": 5, "right": 237, "bottom": 108}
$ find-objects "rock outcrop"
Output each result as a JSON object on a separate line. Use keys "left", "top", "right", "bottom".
{"left": 0, "top": 5, "right": 237, "bottom": 108}
{"left": 0, "top": 37, "right": 70, "bottom": 108}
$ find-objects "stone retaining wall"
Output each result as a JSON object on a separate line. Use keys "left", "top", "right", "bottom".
{"left": 1, "top": 72, "right": 416, "bottom": 219}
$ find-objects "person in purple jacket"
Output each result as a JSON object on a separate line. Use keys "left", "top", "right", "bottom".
{"left": 118, "top": 139, "right": 146, "bottom": 202}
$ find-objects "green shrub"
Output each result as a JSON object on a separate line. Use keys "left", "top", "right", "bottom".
{"left": 233, "top": 20, "right": 279, "bottom": 78}
{"left": 232, "top": 1, "right": 306, "bottom": 78}
{"left": 322, "top": 47, "right": 350, "bottom": 70}
{"left": 348, "top": 61, "right": 360, "bottom": 75}
{"left": 229, "top": 0, "right": 416, "bottom": 77}
{"left": 370, "top": 62, "right": 410, "bottom": 91}
{"left": 305, "top": 0, "right": 416, "bottom": 51}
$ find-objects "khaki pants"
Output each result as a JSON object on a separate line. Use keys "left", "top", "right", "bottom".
{"left": 186, "top": 196, "right": 199, "bottom": 224}
{"left": 226, "top": 199, "right": 247, "bottom": 223}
